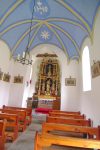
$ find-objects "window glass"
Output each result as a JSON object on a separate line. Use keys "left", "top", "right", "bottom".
{"left": 82, "top": 46, "right": 91, "bottom": 91}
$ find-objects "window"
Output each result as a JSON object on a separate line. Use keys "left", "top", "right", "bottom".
{"left": 82, "top": 46, "right": 91, "bottom": 91}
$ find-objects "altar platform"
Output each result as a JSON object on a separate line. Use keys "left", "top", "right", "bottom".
{"left": 35, "top": 107, "right": 52, "bottom": 114}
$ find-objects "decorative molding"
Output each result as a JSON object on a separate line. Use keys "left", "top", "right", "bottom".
{"left": 36, "top": 53, "right": 57, "bottom": 57}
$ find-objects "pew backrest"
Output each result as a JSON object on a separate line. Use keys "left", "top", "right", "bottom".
{"left": 3, "top": 105, "right": 32, "bottom": 125}
{"left": 46, "top": 116, "right": 91, "bottom": 126}
{"left": 34, "top": 132, "right": 100, "bottom": 150}
{"left": 0, "top": 120, "right": 6, "bottom": 150}
{"left": 42, "top": 122, "right": 100, "bottom": 139}
{"left": 0, "top": 112, "right": 19, "bottom": 141}
{"left": 49, "top": 112, "right": 86, "bottom": 119}
{"left": 1, "top": 109, "right": 27, "bottom": 131}
{"left": 0, "top": 119, "right": 6, "bottom": 140}
{"left": 50, "top": 110, "right": 81, "bottom": 115}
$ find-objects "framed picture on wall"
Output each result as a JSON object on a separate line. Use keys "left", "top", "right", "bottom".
{"left": 13, "top": 75, "right": 23, "bottom": 83}
{"left": 0, "top": 71, "right": 3, "bottom": 80}
{"left": 3, "top": 73, "right": 11, "bottom": 82}
{"left": 91, "top": 61, "right": 100, "bottom": 78}
{"left": 65, "top": 77, "right": 76, "bottom": 86}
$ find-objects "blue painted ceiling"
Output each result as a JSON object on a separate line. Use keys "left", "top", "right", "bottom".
{"left": 0, "top": 0, "right": 100, "bottom": 61}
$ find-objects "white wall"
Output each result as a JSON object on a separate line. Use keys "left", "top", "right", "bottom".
{"left": 0, "top": 40, "right": 30, "bottom": 108}
{"left": 80, "top": 9, "right": 100, "bottom": 126}
{"left": 8, "top": 62, "right": 27, "bottom": 107}
{"left": 22, "top": 65, "right": 32, "bottom": 107}
{"left": 0, "top": 40, "right": 11, "bottom": 106}
{"left": 61, "top": 60, "right": 80, "bottom": 111}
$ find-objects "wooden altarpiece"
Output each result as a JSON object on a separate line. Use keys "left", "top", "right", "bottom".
{"left": 34, "top": 53, "right": 60, "bottom": 109}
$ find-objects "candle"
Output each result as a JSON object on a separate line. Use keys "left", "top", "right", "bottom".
{"left": 17, "top": 54, "right": 20, "bottom": 60}
{"left": 23, "top": 52, "right": 25, "bottom": 58}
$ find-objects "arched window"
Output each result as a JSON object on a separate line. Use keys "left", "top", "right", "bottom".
{"left": 82, "top": 46, "right": 91, "bottom": 91}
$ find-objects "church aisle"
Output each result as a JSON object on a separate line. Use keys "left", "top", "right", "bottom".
{"left": 6, "top": 110, "right": 85, "bottom": 150}
{"left": 6, "top": 111, "right": 46, "bottom": 150}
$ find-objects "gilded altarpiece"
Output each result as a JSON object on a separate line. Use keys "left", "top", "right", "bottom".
{"left": 34, "top": 54, "right": 60, "bottom": 109}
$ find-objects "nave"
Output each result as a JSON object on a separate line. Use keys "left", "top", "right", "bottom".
{"left": 1, "top": 1, "right": 100, "bottom": 149}
{"left": 4, "top": 109, "right": 100, "bottom": 150}
{"left": 5, "top": 111, "right": 69, "bottom": 150}
{"left": 6, "top": 110, "right": 45, "bottom": 150}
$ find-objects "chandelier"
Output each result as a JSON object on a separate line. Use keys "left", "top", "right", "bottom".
{"left": 17, "top": 51, "right": 32, "bottom": 65}
{"left": 16, "top": 1, "right": 35, "bottom": 65}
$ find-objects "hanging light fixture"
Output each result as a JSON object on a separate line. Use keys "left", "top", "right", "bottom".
{"left": 17, "top": 51, "right": 32, "bottom": 65}
{"left": 16, "top": 1, "right": 35, "bottom": 65}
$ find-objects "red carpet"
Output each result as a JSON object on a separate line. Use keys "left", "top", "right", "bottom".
{"left": 35, "top": 108, "right": 52, "bottom": 114}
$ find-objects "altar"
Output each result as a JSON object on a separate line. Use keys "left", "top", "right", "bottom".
{"left": 33, "top": 53, "right": 61, "bottom": 110}
{"left": 38, "top": 95, "right": 56, "bottom": 109}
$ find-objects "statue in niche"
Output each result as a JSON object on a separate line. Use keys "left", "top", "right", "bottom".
{"left": 51, "top": 81, "right": 55, "bottom": 95}
{"left": 48, "top": 65, "right": 52, "bottom": 76}
{"left": 46, "top": 64, "right": 53, "bottom": 76}
{"left": 46, "top": 78, "right": 52, "bottom": 95}
{"left": 41, "top": 82, "right": 45, "bottom": 94}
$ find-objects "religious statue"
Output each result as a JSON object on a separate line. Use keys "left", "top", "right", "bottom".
{"left": 41, "top": 82, "right": 45, "bottom": 94}
{"left": 51, "top": 81, "right": 55, "bottom": 95}
{"left": 47, "top": 65, "right": 52, "bottom": 76}
{"left": 46, "top": 79, "right": 51, "bottom": 94}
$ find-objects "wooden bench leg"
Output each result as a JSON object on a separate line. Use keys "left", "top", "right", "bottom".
{"left": 34, "top": 132, "right": 43, "bottom": 150}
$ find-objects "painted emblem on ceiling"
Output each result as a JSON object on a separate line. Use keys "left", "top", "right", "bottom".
{"left": 33, "top": 0, "right": 50, "bottom": 19}
{"left": 0, "top": 0, "right": 100, "bottom": 61}
{"left": 38, "top": 25, "right": 53, "bottom": 42}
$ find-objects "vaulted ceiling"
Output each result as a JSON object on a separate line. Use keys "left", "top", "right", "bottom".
{"left": 0, "top": 0, "right": 100, "bottom": 61}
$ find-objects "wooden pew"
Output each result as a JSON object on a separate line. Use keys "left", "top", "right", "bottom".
{"left": 42, "top": 122, "right": 100, "bottom": 139}
{"left": 34, "top": 132, "right": 100, "bottom": 150}
{"left": 50, "top": 110, "right": 81, "bottom": 115}
{"left": 46, "top": 116, "right": 91, "bottom": 126}
{"left": 49, "top": 112, "right": 86, "bottom": 119}
{"left": 0, "top": 120, "right": 6, "bottom": 150}
{"left": 3, "top": 105, "right": 32, "bottom": 125}
{"left": 0, "top": 113, "right": 18, "bottom": 141}
{"left": 1, "top": 109, "right": 27, "bottom": 131}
